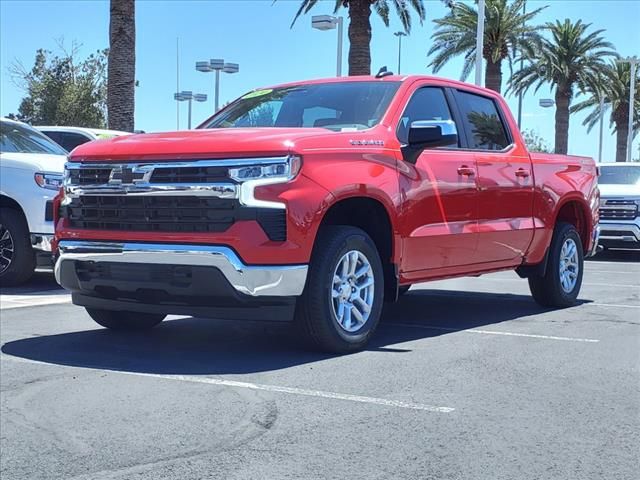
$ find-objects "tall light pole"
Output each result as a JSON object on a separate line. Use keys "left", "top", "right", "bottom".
{"left": 174, "top": 91, "right": 208, "bottom": 129}
{"left": 311, "top": 15, "right": 344, "bottom": 76}
{"left": 394, "top": 32, "right": 407, "bottom": 74}
{"left": 516, "top": 1, "right": 526, "bottom": 129}
{"left": 475, "top": 0, "right": 486, "bottom": 86}
{"left": 617, "top": 56, "right": 639, "bottom": 162}
{"left": 196, "top": 59, "right": 239, "bottom": 113}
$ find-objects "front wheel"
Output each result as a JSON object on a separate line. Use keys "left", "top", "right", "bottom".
{"left": 86, "top": 308, "right": 166, "bottom": 330}
{"left": 0, "top": 208, "right": 35, "bottom": 287}
{"left": 528, "top": 222, "right": 584, "bottom": 307}
{"left": 295, "top": 226, "right": 384, "bottom": 353}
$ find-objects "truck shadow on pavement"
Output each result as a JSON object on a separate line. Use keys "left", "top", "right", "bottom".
{"left": 2, "top": 289, "right": 589, "bottom": 375}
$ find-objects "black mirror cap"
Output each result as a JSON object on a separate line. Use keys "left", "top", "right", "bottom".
{"left": 402, "top": 120, "right": 458, "bottom": 164}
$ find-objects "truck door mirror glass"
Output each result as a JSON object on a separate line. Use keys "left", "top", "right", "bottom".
{"left": 402, "top": 120, "right": 458, "bottom": 164}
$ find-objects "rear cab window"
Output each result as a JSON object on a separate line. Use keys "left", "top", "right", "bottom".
{"left": 455, "top": 90, "right": 511, "bottom": 151}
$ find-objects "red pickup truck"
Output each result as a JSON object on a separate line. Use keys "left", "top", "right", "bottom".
{"left": 54, "top": 75, "right": 599, "bottom": 353}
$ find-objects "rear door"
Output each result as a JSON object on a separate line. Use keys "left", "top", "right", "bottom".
{"left": 453, "top": 89, "right": 534, "bottom": 263}
{"left": 397, "top": 85, "right": 479, "bottom": 272}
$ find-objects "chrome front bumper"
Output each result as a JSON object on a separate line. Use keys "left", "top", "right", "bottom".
{"left": 598, "top": 222, "right": 640, "bottom": 243}
{"left": 54, "top": 241, "right": 308, "bottom": 297}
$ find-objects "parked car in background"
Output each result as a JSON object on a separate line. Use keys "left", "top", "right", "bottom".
{"left": 0, "top": 118, "right": 67, "bottom": 285}
{"left": 54, "top": 76, "right": 599, "bottom": 352}
{"left": 597, "top": 162, "right": 640, "bottom": 250}
{"left": 36, "top": 126, "right": 131, "bottom": 152}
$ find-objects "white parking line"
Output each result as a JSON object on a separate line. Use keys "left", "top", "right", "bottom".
{"left": 476, "top": 278, "right": 639, "bottom": 289}
{"left": 0, "top": 354, "right": 454, "bottom": 413}
{"left": 591, "top": 302, "right": 640, "bottom": 309}
{"left": 0, "top": 292, "right": 71, "bottom": 310}
{"left": 584, "top": 269, "right": 640, "bottom": 275}
{"left": 389, "top": 323, "right": 600, "bottom": 343}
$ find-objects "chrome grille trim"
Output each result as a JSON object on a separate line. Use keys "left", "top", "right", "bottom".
{"left": 64, "top": 157, "right": 291, "bottom": 198}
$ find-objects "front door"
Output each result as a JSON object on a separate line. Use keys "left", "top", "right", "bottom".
{"left": 397, "top": 86, "right": 479, "bottom": 272}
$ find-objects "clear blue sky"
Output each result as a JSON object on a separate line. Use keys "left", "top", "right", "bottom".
{"left": 1, "top": 0, "right": 639, "bottom": 160}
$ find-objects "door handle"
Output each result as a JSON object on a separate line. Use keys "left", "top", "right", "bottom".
{"left": 457, "top": 166, "right": 475, "bottom": 176}
{"left": 515, "top": 168, "right": 530, "bottom": 178}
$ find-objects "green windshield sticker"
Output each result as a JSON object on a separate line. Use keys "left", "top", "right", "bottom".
{"left": 96, "top": 133, "right": 117, "bottom": 139}
{"left": 242, "top": 89, "right": 272, "bottom": 99}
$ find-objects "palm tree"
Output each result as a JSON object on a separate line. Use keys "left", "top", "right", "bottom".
{"left": 571, "top": 61, "right": 640, "bottom": 162}
{"left": 290, "top": 0, "right": 436, "bottom": 76}
{"left": 107, "top": 0, "right": 135, "bottom": 132}
{"left": 509, "top": 19, "right": 617, "bottom": 154}
{"left": 428, "top": 0, "right": 545, "bottom": 94}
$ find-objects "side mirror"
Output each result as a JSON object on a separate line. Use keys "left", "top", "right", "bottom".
{"left": 402, "top": 120, "right": 458, "bottom": 164}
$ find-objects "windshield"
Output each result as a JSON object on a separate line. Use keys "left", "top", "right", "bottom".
{"left": 0, "top": 121, "right": 68, "bottom": 155}
{"left": 202, "top": 81, "right": 401, "bottom": 131}
{"left": 599, "top": 165, "right": 640, "bottom": 185}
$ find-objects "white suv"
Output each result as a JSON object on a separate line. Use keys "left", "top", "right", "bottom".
{"left": 597, "top": 163, "right": 640, "bottom": 250}
{"left": 0, "top": 118, "right": 68, "bottom": 285}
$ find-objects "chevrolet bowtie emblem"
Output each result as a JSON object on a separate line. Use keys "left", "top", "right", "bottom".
{"left": 108, "top": 165, "right": 153, "bottom": 185}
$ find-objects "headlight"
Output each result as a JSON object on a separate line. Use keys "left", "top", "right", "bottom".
{"left": 229, "top": 156, "right": 301, "bottom": 182}
{"left": 34, "top": 172, "right": 64, "bottom": 191}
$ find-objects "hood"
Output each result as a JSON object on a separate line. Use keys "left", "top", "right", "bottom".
{"left": 598, "top": 183, "right": 640, "bottom": 198}
{"left": 0, "top": 152, "right": 67, "bottom": 173}
{"left": 69, "top": 128, "right": 338, "bottom": 162}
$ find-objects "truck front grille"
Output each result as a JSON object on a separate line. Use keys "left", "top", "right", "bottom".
{"left": 68, "top": 167, "right": 112, "bottom": 185}
{"left": 67, "top": 165, "right": 231, "bottom": 185}
{"left": 62, "top": 195, "right": 286, "bottom": 240}
{"left": 599, "top": 199, "right": 638, "bottom": 220}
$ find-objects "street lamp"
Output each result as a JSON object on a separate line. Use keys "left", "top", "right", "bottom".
{"left": 539, "top": 98, "right": 555, "bottom": 108}
{"left": 196, "top": 58, "right": 239, "bottom": 113}
{"left": 617, "top": 56, "right": 639, "bottom": 162}
{"left": 394, "top": 32, "right": 407, "bottom": 74}
{"left": 311, "top": 15, "right": 344, "bottom": 77}
{"left": 475, "top": 0, "right": 485, "bottom": 86}
{"left": 174, "top": 91, "right": 208, "bottom": 129}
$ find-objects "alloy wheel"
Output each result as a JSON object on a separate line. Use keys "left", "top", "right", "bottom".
{"left": 331, "top": 250, "right": 375, "bottom": 333}
{"left": 0, "top": 224, "right": 15, "bottom": 275}
{"left": 559, "top": 237, "right": 579, "bottom": 293}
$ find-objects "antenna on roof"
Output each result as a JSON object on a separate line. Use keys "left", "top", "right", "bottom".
{"left": 375, "top": 66, "right": 394, "bottom": 79}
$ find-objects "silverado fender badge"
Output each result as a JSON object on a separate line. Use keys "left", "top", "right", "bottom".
{"left": 350, "top": 139, "right": 385, "bottom": 146}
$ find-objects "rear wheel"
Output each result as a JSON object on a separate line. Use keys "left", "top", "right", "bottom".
{"left": 295, "top": 226, "right": 384, "bottom": 353}
{"left": 0, "top": 208, "right": 35, "bottom": 287}
{"left": 528, "top": 222, "right": 584, "bottom": 307}
{"left": 86, "top": 308, "right": 166, "bottom": 330}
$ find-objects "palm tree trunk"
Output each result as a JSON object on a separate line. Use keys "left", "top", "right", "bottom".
{"left": 347, "top": 0, "right": 372, "bottom": 76}
{"left": 107, "top": 0, "right": 135, "bottom": 132}
{"left": 484, "top": 60, "right": 502, "bottom": 94}
{"left": 554, "top": 87, "right": 570, "bottom": 154}
{"left": 614, "top": 114, "right": 629, "bottom": 162}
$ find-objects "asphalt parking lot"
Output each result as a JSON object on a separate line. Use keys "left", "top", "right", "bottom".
{"left": 1, "top": 250, "right": 639, "bottom": 480}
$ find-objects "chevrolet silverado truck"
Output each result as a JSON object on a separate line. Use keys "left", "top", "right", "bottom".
{"left": 54, "top": 76, "right": 599, "bottom": 353}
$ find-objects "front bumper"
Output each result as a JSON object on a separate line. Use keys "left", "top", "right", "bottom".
{"left": 598, "top": 221, "right": 640, "bottom": 249}
{"left": 55, "top": 240, "right": 308, "bottom": 298}
{"left": 55, "top": 241, "right": 306, "bottom": 319}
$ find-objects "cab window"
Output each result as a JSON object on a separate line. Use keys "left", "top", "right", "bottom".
{"left": 456, "top": 91, "right": 510, "bottom": 150}
{"left": 397, "top": 87, "right": 457, "bottom": 145}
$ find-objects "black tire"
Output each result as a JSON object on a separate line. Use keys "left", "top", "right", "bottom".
{"left": 295, "top": 226, "right": 384, "bottom": 353}
{"left": 398, "top": 285, "right": 411, "bottom": 296}
{"left": 528, "top": 222, "right": 584, "bottom": 308}
{"left": 0, "top": 208, "right": 35, "bottom": 287}
{"left": 86, "top": 308, "right": 166, "bottom": 330}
